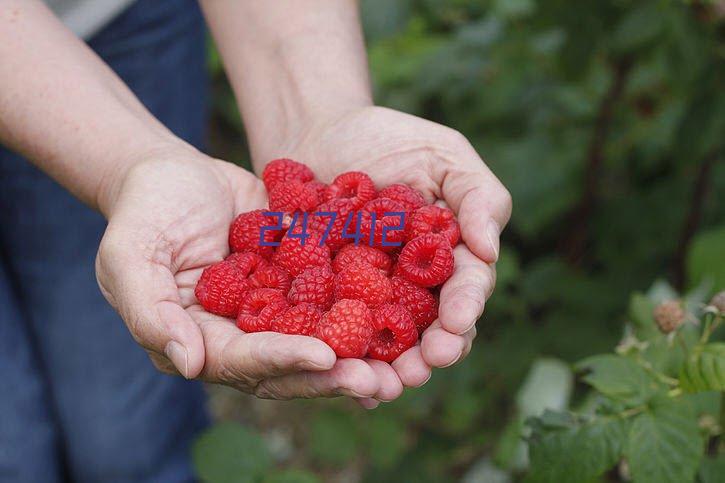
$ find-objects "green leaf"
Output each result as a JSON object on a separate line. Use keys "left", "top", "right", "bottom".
{"left": 193, "top": 423, "right": 272, "bottom": 483}
{"left": 625, "top": 396, "right": 704, "bottom": 483}
{"left": 576, "top": 355, "right": 660, "bottom": 404}
{"left": 628, "top": 293, "right": 658, "bottom": 340}
{"left": 526, "top": 411, "right": 628, "bottom": 483}
{"left": 687, "top": 225, "right": 725, "bottom": 290}
{"left": 680, "top": 343, "right": 725, "bottom": 393}
{"left": 698, "top": 455, "right": 725, "bottom": 483}
{"left": 611, "top": 3, "right": 666, "bottom": 53}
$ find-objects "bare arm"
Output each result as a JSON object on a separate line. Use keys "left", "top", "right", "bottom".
{"left": 0, "top": 0, "right": 186, "bottom": 216}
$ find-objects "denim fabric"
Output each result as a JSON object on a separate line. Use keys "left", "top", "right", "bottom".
{"left": 0, "top": 1, "right": 210, "bottom": 481}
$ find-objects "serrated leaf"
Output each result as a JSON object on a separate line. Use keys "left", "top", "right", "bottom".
{"left": 526, "top": 412, "right": 628, "bottom": 483}
{"left": 628, "top": 293, "right": 658, "bottom": 339}
{"left": 680, "top": 343, "right": 725, "bottom": 393}
{"left": 577, "top": 355, "right": 660, "bottom": 404}
{"left": 626, "top": 397, "right": 703, "bottom": 483}
{"left": 698, "top": 455, "right": 725, "bottom": 483}
{"left": 192, "top": 423, "right": 272, "bottom": 483}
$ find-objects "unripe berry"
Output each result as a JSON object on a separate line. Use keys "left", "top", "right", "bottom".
{"left": 653, "top": 300, "right": 685, "bottom": 334}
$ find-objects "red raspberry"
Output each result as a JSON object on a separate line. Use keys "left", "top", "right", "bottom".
{"left": 272, "top": 229, "right": 332, "bottom": 277}
{"left": 390, "top": 276, "right": 438, "bottom": 333}
{"left": 236, "top": 288, "right": 288, "bottom": 332}
{"left": 324, "top": 171, "right": 377, "bottom": 209}
{"left": 367, "top": 304, "right": 418, "bottom": 362}
{"left": 332, "top": 244, "right": 391, "bottom": 274}
{"left": 271, "top": 303, "right": 322, "bottom": 336}
{"left": 406, "top": 205, "right": 460, "bottom": 246}
{"left": 262, "top": 158, "right": 314, "bottom": 191}
{"left": 225, "top": 251, "right": 267, "bottom": 276}
{"left": 378, "top": 184, "right": 426, "bottom": 212}
{"left": 248, "top": 264, "right": 291, "bottom": 294}
{"left": 287, "top": 265, "right": 335, "bottom": 310}
{"left": 397, "top": 234, "right": 454, "bottom": 287}
{"left": 334, "top": 261, "right": 392, "bottom": 307}
{"left": 359, "top": 198, "right": 406, "bottom": 252}
{"left": 305, "top": 180, "right": 328, "bottom": 201}
{"left": 316, "top": 299, "right": 374, "bottom": 358}
{"left": 308, "top": 198, "right": 355, "bottom": 251}
{"left": 194, "top": 259, "right": 250, "bottom": 318}
{"left": 268, "top": 179, "right": 319, "bottom": 213}
{"left": 228, "top": 210, "right": 283, "bottom": 259}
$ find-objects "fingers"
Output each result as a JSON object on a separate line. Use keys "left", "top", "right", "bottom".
{"left": 439, "top": 143, "right": 512, "bottom": 264}
{"left": 392, "top": 345, "right": 432, "bottom": 387}
{"left": 253, "top": 358, "right": 380, "bottom": 400}
{"left": 420, "top": 321, "right": 467, "bottom": 368}
{"left": 193, "top": 312, "right": 336, "bottom": 386}
{"left": 438, "top": 245, "right": 496, "bottom": 334}
{"left": 363, "top": 359, "right": 404, "bottom": 401}
{"left": 96, "top": 231, "right": 206, "bottom": 378}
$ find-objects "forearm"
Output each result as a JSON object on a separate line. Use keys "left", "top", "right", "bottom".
{"left": 0, "top": 0, "right": 189, "bottom": 216}
{"left": 200, "top": 0, "right": 373, "bottom": 171}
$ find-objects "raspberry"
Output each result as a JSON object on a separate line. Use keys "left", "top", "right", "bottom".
{"left": 397, "top": 234, "right": 454, "bottom": 287}
{"left": 367, "top": 304, "right": 418, "bottom": 362}
{"left": 229, "top": 210, "right": 283, "bottom": 259}
{"left": 194, "top": 259, "right": 250, "bottom": 318}
{"left": 308, "top": 198, "right": 355, "bottom": 251}
{"left": 287, "top": 265, "right": 335, "bottom": 310}
{"left": 324, "top": 171, "right": 377, "bottom": 209}
{"left": 360, "top": 198, "right": 406, "bottom": 252}
{"left": 272, "top": 229, "right": 332, "bottom": 277}
{"left": 332, "top": 244, "right": 391, "bottom": 275}
{"left": 406, "top": 205, "right": 460, "bottom": 246}
{"left": 305, "top": 180, "right": 328, "bottom": 201}
{"left": 316, "top": 299, "right": 374, "bottom": 358}
{"left": 268, "top": 179, "right": 319, "bottom": 213}
{"left": 225, "top": 251, "right": 267, "bottom": 276}
{"left": 248, "top": 264, "right": 291, "bottom": 294}
{"left": 262, "top": 158, "right": 314, "bottom": 191}
{"left": 390, "top": 276, "right": 438, "bottom": 333}
{"left": 378, "top": 184, "right": 426, "bottom": 212}
{"left": 271, "top": 303, "right": 322, "bottom": 336}
{"left": 334, "top": 261, "right": 392, "bottom": 307}
{"left": 236, "top": 288, "right": 288, "bottom": 332}
{"left": 653, "top": 300, "right": 685, "bottom": 334}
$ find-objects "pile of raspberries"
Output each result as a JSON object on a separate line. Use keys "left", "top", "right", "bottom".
{"left": 195, "top": 159, "right": 460, "bottom": 362}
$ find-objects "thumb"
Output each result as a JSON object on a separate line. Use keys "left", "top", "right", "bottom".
{"left": 96, "top": 228, "right": 206, "bottom": 378}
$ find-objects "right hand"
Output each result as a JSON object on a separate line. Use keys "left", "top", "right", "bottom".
{"left": 95, "top": 147, "right": 403, "bottom": 403}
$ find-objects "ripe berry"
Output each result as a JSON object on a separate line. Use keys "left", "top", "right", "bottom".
{"left": 379, "top": 184, "right": 426, "bottom": 212}
{"left": 360, "top": 198, "right": 406, "bottom": 252}
{"left": 332, "top": 244, "right": 391, "bottom": 275}
{"left": 305, "top": 180, "right": 328, "bottom": 201}
{"left": 225, "top": 251, "right": 268, "bottom": 276}
{"left": 272, "top": 229, "right": 332, "bottom": 277}
{"left": 406, "top": 205, "right": 460, "bottom": 246}
{"left": 271, "top": 303, "right": 322, "bottom": 336}
{"left": 268, "top": 179, "right": 320, "bottom": 213}
{"left": 236, "top": 288, "right": 288, "bottom": 332}
{"left": 287, "top": 265, "right": 335, "bottom": 310}
{"left": 390, "top": 276, "right": 438, "bottom": 333}
{"left": 397, "top": 234, "right": 454, "bottom": 287}
{"left": 367, "top": 304, "right": 418, "bottom": 362}
{"left": 334, "top": 261, "right": 393, "bottom": 307}
{"left": 194, "top": 259, "right": 250, "bottom": 318}
{"left": 324, "top": 171, "right": 376, "bottom": 209}
{"left": 262, "top": 158, "right": 314, "bottom": 191}
{"left": 248, "top": 264, "right": 291, "bottom": 294}
{"left": 308, "top": 198, "right": 355, "bottom": 251}
{"left": 229, "top": 210, "right": 283, "bottom": 259}
{"left": 316, "top": 299, "right": 374, "bottom": 358}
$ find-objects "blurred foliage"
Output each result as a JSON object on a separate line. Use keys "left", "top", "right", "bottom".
{"left": 201, "top": 0, "right": 724, "bottom": 481}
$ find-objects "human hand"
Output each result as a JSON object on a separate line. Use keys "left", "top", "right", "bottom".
{"left": 95, "top": 147, "right": 403, "bottom": 402}
{"left": 268, "top": 106, "right": 512, "bottom": 404}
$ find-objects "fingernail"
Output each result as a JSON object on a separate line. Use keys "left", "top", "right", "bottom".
{"left": 440, "top": 350, "right": 462, "bottom": 368}
{"left": 486, "top": 220, "right": 500, "bottom": 261}
{"left": 165, "top": 341, "right": 189, "bottom": 378}
{"left": 358, "top": 399, "right": 380, "bottom": 410}
{"left": 414, "top": 372, "right": 432, "bottom": 388}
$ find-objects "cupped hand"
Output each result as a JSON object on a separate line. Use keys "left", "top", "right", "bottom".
{"left": 95, "top": 147, "right": 403, "bottom": 402}
{"left": 274, "top": 106, "right": 512, "bottom": 401}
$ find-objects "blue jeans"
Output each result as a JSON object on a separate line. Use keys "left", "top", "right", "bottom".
{"left": 0, "top": 1, "right": 210, "bottom": 481}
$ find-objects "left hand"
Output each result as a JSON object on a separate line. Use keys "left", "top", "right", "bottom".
{"left": 269, "top": 106, "right": 513, "bottom": 407}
